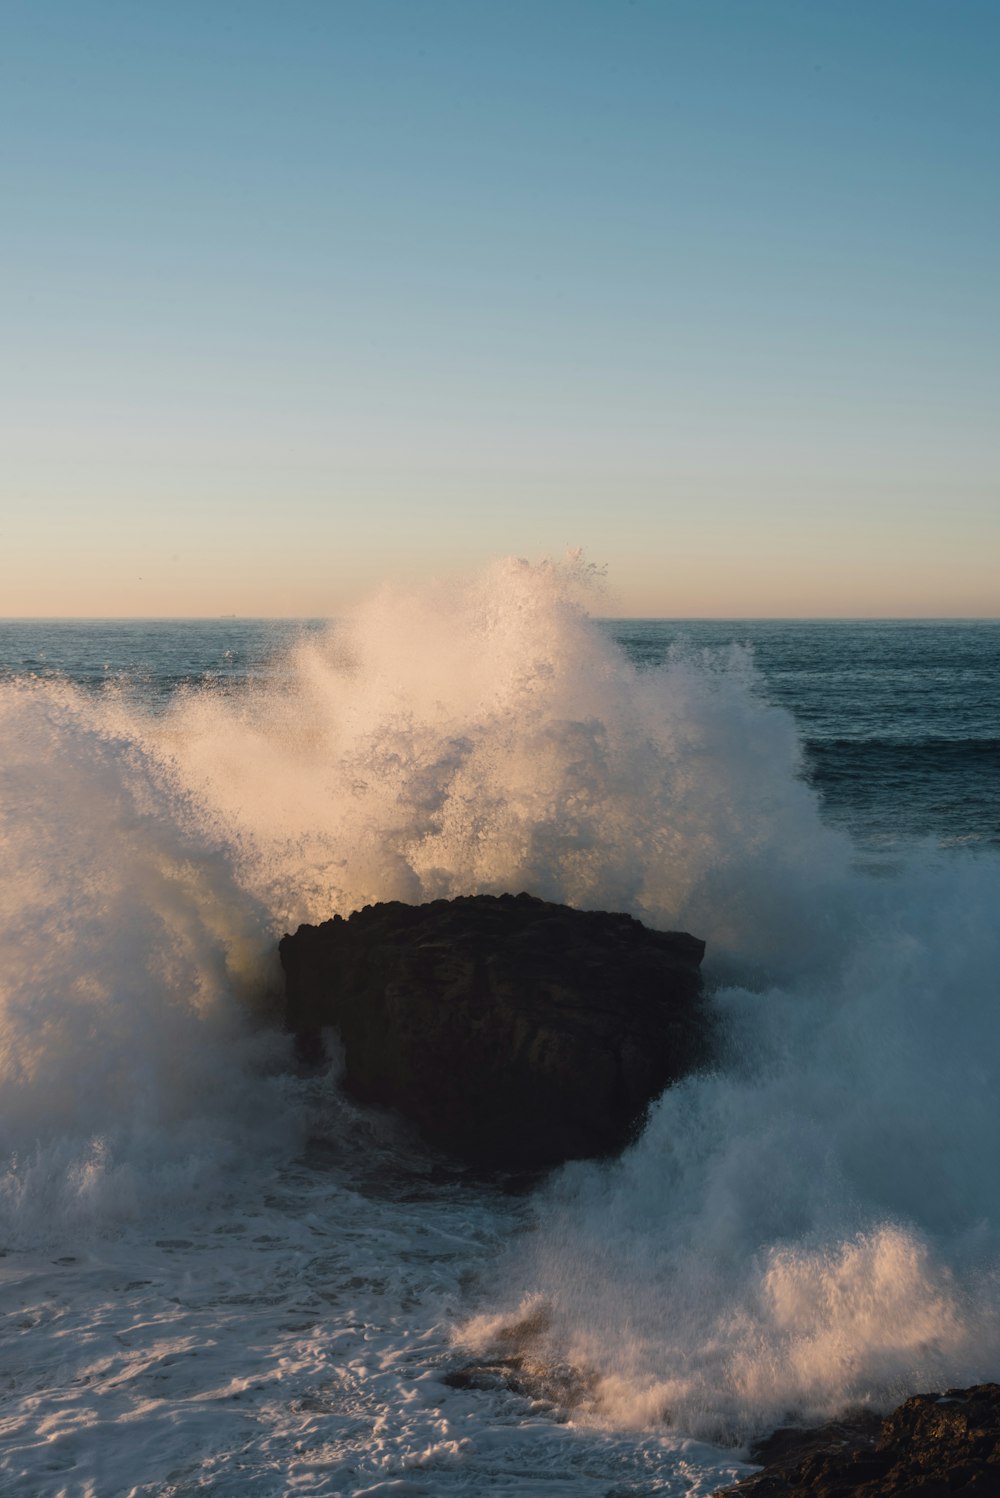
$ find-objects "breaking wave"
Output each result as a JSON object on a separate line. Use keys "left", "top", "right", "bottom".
{"left": 2, "top": 555, "right": 998, "bottom": 1438}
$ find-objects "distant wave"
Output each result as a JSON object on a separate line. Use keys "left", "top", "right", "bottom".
{"left": 808, "top": 735, "right": 1000, "bottom": 755}
{"left": 805, "top": 737, "right": 1000, "bottom": 832}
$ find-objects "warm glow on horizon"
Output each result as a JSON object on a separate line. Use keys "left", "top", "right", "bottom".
{"left": 2, "top": 541, "right": 997, "bottom": 621}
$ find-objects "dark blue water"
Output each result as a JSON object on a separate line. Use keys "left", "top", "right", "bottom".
{"left": 608, "top": 619, "right": 1000, "bottom": 849}
{"left": 1, "top": 617, "right": 997, "bottom": 848}
{"left": 0, "top": 618, "right": 325, "bottom": 697}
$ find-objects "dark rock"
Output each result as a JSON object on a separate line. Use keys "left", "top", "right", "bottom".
{"left": 716, "top": 1384, "right": 1000, "bottom": 1496}
{"left": 279, "top": 891, "right": 707, "bottom": 1170}
{"left": 443, "top": 1299, "right": 594, "bottom": 1411}
{"left": 442, "top": 1357, "right": 592, "bottom": 1411}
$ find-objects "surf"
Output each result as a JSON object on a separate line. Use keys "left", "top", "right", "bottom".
{"left": 1, "top": 556, "right": 998, "bottom": 1458}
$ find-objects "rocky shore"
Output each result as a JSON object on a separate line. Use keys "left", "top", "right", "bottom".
{"left": 717, "top": 1384, "right": 1000, "bottom": 1496}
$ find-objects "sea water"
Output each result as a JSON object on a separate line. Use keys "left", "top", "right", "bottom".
{"left": 1, "top": 558, "right": 998, "bottom": 1496}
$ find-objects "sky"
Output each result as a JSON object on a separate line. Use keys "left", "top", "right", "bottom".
{"left": 3, "top": 0, "right": 998, "bottom": 618}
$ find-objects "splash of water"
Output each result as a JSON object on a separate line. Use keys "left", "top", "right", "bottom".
{"left": 0, "top": 677, "right": 292, "bottom": 1238}
{"left": 2, "top": 556, "right": 998, "bottom": 1439}
{"left": 151, "top": 556, "right": 851, "bottom": 972}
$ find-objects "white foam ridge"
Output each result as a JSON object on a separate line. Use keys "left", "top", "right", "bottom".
{"left": 1, "top": 555, "right": 998, "bottom": 1477}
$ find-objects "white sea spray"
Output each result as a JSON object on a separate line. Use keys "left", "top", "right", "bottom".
{"left": 0, "top": 558, "right": 997, "bottom": 1491}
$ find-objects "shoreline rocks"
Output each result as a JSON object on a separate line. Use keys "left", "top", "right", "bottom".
{"left": 279, "top": 891, "right": 707, "bottom": 1171}
{"left": 716, "top": 1384, "right": 1000, "bottom": 1496}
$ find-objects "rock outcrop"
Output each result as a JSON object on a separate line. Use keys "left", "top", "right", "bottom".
{"left": 717, "top": 1383, "right": 1000, "bottom": 1496}
{"left": 279, "top": 891, "right": 706, "bottom": 1170}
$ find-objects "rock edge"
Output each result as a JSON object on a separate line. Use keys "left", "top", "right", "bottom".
{"left": 279, "top": 891, "right": 707, "bottom": 1170}
{"left": 715, "top": 1383, "right": 1000, "bottom": 1496}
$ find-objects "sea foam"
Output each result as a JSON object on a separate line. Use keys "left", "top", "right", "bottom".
{"left": 1, "top": 556, "right": 998, "bottom": 1448}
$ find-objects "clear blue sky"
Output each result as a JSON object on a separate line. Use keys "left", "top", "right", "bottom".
{"left": 3, "top": 0, "right": 998, "bottom": 616}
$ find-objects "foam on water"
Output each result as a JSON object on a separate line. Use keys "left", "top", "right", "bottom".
{"left": 466, "top": 849, "right": 1000, "bottom": 1443}
{"left": 1, "top": 557, "right": 998, "bottom": 1491}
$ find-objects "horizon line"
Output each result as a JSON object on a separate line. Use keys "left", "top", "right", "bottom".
{"left": 3, "top": 614, "right": 998, "bottom": 625}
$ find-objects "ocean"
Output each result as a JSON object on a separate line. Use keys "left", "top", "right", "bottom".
{"left": 1, "top": 559, "right": 998, "bottom": 1496}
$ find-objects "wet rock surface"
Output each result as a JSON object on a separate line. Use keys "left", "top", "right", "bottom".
{"left": 279, "top": 891, "right": 706, "bottom": 1170}
{"left": 717, "top": 1383, "right": 1000, "bottom": 1496}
